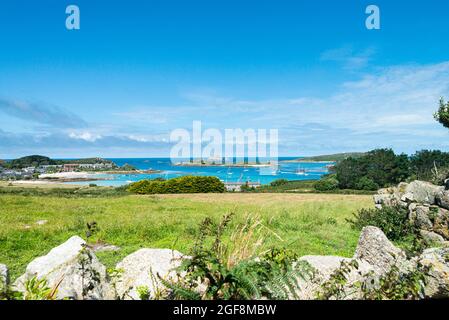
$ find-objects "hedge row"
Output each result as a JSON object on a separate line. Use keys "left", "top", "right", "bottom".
{"left": 127, "top": 176, "right": 226, "bottom": 194}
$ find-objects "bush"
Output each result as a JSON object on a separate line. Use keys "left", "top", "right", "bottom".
{"left": 347, "top": 206, "right": 412, "bottom": 241}
{"left": 354, "top": 177, "right": 379, "bottom": 191}
{"left": 270, "top": 179, "right": 289, "bottom": 187}
{"left": 314, "top": 177, "right": 339, "bottom": 191}
{"left": 128, "top": 176, "right": 225, "bottom": 194}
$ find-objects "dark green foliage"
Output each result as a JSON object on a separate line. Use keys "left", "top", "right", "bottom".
{"left": 7, "top": 155, "right": 56, "bottom": 169}
{"left": 347, "top": 206, "right": 412, "bottom": 241}
{"left": 314, "top": 176, "right": 339, "bottom": 191}
{"left": 354, "top": 177, "right": 379, "bottom": 191}
{"left": 410, "top": 150, "right": 449, "bottom": 183}
{"left": 85, "top": 221, "right": 99, "bottom": 239}
{"left": 56, "top": 157, "right": 115, "bottom": 166}
{"left": 434, "top": 97, "right": 449, "bottom": 129}
{"left": 240, "top": 183, "right": 256, "bottom": 193}
{"left": 361, "top": 265, "right": 429, "bottom": 300}
{"left": 128, "top": 176, "right": 225, "bottom": 194}
{"left": 270, "top": 179, "right": 289, "bottom": 187}
{"left": 119, "top": 163, "right": 137, "bottom": 171}
{"left": 335, "top": 149, "right": 410, "bottom": 190}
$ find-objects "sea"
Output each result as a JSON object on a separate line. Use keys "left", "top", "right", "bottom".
{"left": 64, "top": 157, "right": 333, "bottom": 187}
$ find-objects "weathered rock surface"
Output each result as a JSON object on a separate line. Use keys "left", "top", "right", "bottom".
{"left": 402, "top": 181, "right": 443, "bottom": 205}
{"left": 419, "top": 230, "right": 446, "bottom": 245}
{"left": 375, "top": 181, "right": 444, "bottom": 209}
{"left": 354, "top": 226, "right": 409, "bottom": 274}
{"left": 114, "top": 248, "right": 185, "bottom": 300}
{"left": 0, "top": 264, "right": 9, "bottom": 292}
{"left": 297, "top": 255, "right": 373, "bottom": 300}
{"left": 13, "top": 236, "right": 112, "bottom": 300}
{"left": 436, "top": 190, "right": 449, "bottom": 210}
{"left": 375, "top": 181, "right": 449, "bottom": 241}
{"left": 418, "top": 247, "right": 449, "bottom": 298}
{"left": 409, "top": 206, "right": 434, "bottom": 230}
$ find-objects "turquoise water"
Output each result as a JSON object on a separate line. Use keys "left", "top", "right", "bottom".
{"left": 69, "top": 157, "right": 333, "bottom": 187}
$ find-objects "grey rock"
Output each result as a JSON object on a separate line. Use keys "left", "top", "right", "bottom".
{"left": 419, "top": 230, "right": 446, "bottom": 245}
{"left": 409, "top": 206, "right": 433, "bottom": 230}
{"left": 354, "top": 226, "right": 408, "bottom": 274}
{"left": 0, "top": 264, "right": 9, "bottom": 292}
{"left": 297, "top": 255, "right": 374, "bottom": 300}
{"left": 436, "top": 190, "right": 449, "bottom": 210}
{"left": 403, "top": 181, "right": 444, "bottom": 205}
{"left": 14, "top": 236, "right": 112, "bottom": 300}
{"left": 115, "top": 248, "right": 186, "bottom": 300}
{"left": 418, "top": 247, "right": 449, "bottom": 298}
{"left": 432, "top": 207, "right": 449, "bottom": 240}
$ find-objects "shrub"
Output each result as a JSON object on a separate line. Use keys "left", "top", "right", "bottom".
{"left": 128, "top": 176, "right": 225, "bottom": 194}
{"left": 347, "top": 206, "right": 412, "bottom": 241}
{"left": 354, "top": 177, "right": 379, "bottom": 191}
{"left": 314, "top": 177, "right": 339, "bottom": 191}
{"left": 270, "top": 179, "right": 289, "bottom": 187}
{"left": 240, "top": 183, "right": 256, "bottom": 193}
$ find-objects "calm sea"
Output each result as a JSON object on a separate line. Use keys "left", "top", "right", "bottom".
{"left": 68, "top": 157, "right": 333, "bottom": 187}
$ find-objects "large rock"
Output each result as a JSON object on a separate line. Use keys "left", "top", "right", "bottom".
{"left": 14, "top": 236, "right": 111, "bottom": 300}
{"left": 419, "top": 230, "right": 447, "bottom": 245}
{"left": 114, "top": 248, "right": 185, "bottom": 300}
{"left": 432, "top": 207, "right": 449, "bottom": 240}
{"left": 354, "top": 226, "right": 409, "bottom": 274}
{"left": 409, "top": 206, "right": 433, "bottom": 230}
{"left": 418, "top": 247, "right": 449, "bottom": 298}
{"left": 402, "top": 181, "right": 444, "bottom": 205}
{"left": 374, "top": 181, "right": 444, "bottom": 209}
{"left": 373, "top": 184, "right": 406, "bottom": 209}
{"left": 0, "top": 264, "right": 8, "bottom": 292}
{"left": 436, "top": 190, "right": 449, "bottom": 210}
{"left": 297, "top": 255, "right": 373, "bottom": 300}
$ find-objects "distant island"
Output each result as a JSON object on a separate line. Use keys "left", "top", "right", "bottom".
{"left": 284, "top": 152, "right": 367, "bottom": 163}
{"left": 0, "top": 155, "right": 161, "bottom": 183}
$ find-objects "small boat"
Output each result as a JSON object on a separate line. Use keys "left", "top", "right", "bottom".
{"left": 295, "top": 165, "right": 307, "bottom": 175}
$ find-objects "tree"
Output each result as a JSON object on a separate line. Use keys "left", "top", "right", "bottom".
{"left": 335, "top": 149, "right": 410, "bottom": 190}
{"left": 434, "top": 97, "right": 449, "bottom": 129}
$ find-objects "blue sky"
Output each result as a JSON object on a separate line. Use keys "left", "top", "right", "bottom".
{"left": 1, "top": 0, "right": 449, "bottom": 158}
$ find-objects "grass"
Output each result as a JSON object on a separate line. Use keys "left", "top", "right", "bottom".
{"left": 252, "top": 180, "right": 375, "bottom": 195}
{"left": 0, "top": 188, "right": 373, "bottom": 281}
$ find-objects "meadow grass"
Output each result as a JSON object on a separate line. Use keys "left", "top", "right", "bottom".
{"left": 0, "top": 192, "right": 373, "bottom": 280}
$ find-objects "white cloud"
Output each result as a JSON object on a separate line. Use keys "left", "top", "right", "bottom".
{"left": 69, "top": 131, "right": 102, "bottom": 142}
{"left": 320, "top": 46, "right": 376, "bottom": 70}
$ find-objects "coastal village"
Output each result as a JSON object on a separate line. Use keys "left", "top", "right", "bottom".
{"left": 0, "top": 156, "right": 120, "bottom": 181}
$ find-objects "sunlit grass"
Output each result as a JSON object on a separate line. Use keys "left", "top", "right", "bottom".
{"left": 0, "top": 193, "right": 373, "bottom": 280}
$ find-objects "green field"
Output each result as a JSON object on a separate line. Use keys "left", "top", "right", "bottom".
{"left": 0, "top": 190, "right": 373, "bottom": 280}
